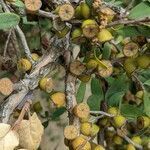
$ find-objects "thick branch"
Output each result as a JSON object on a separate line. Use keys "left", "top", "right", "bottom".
{"left": 107, "top": 17, "right": 150, "bottom": 27}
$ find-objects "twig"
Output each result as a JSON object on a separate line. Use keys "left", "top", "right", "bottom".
{"left": 107, "top": 17, "right": 150, "bottom": 27}
{"left": 11, "top": 100, "right": 31, "bottom": 130}
{"left": 3, "top": 30, "right": 12, "bottom": 57}
{"left": 0, "top": 0, "right": 33, "bottom": 63}
{"left": 38, "top": 10, "right": 57, "bottom": 19}
{"left": 90, "top": 111, "right": 115, "bottom": 117}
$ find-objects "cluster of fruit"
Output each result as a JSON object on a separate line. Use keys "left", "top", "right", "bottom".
{"left": 63, "top": 105, "right": 150, "bottom": 150}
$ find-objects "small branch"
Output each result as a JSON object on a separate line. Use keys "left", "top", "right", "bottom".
{"left": 107, "top": 17, "right": 150, "bottom": 27}
{"left": 3, "top": 30, "right": 12, "bottom": 57}
{"left": 90, "top": 111, "right": 115, "bottom": 117}
{"left": 38, "top": 10, "right": 57, "bottom": 19}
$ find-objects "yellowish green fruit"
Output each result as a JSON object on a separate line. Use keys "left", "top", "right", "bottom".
{"left": 131, "top": 136, "right": 142, "bottom": 145}
{"left": 137, "top": 116, "right": 150, "bottom": 129}
{"left": 33, "top": 101, "right": 42, "bottom": 113}
{"left": 126, "top": 144, "right": 136, "bottom": 150}
{"left": 39, "top": 77, "right": 53, "bottom": 92}
{"left": 113, "top": 135, "right": 123, "bottom": 145}
{"left": 113, "top": 115, "right": 126, "bottom": 128}
{"left": 72, "top": 28, "right": 82, "bottom": 39}
{"left": 78, "top": 74, "right": 91, "bottom": 83}
{"left": 75, "top": 5, "right": 82, "bottom": 19}
{"left": 80, "top": 116, "right": 90, "bottom": 123}
{"left": 72, "top": 136, "right": 91, "bottom": 150}
{"left": 135, "top": 90, "right": 144, "bottom": 99}
{"left": 124, "top": 58, "right": 137, "bottom": 75}
{"left": 82, "top": 19, "right": 99, "bottom": 38}
{"left": 97, "top": 29, "right": 113, "bottom": 43}
{"left": 86, "top": 59, "right": 98, "bottom": 70}
{"left": 18, "top": 58, "right": 32, "bottom": 72}
{"left": 137, "top": 55, "right": 150, "bottom": 69}
{"left": 91, "top": 124, "right": 100, "bottom": 136}
{"left": 51, "top": 92, "right": 66, "bottom": 107}
{"left": 107, "top": 107, "right": 118, "bottom": 116}
{"left": 56, "top": 26, "right": 70, "bottom": 38}
{"left": 93, "top": 144, "right": 105, "bottom": 150}
{"left": 98, "top": 117, "right": 109, "bottom": 127}
{"left": 81, "top": 3, "right": 90, "bottom": 19}
{"left": 31, "top": 53, "right": 40, "bottom": 61}
{"left": 80, "top": 122, "right": 91, "bottom": 136}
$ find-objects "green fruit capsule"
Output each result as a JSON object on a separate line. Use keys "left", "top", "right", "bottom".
{"left": 137, "top": 55, "right": 150, "bottom": 69}
{"left": 81, "top": 3, "right": 90, "bottom": 19}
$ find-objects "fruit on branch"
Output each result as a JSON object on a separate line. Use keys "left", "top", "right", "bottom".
{"left": 137, "top": 116, "right": 150, "bottom": 129}
{"left": 136, "top": 55, "right": 150, "bottom": 69}
{"left": 91, "top": 124, "right": 100, "bottom": 136}
{"left": 64, "top": 125, "right": 79, "bottom": 140}
{"left": 75, "top": 5, "right": 82, "bottom": 19}
{"left": 18, "top": 58, "right": 32, "bottom": 72}
{"left": 86, "top": 59, "right": 98, "bottom": 70}
{"left": 78, "top": 74, "right": 91, "bottom": 83}
{"left": 33, "top": 101, "right": 42, "bottom": 113}
{"left": 131, "top": 136, "right": 142, "bottom": 145}
{"left": 113, "top": 115, "right": 126, "bottom": 128}
{"left": 50, "top": 92, "right": 66, "bottom": 107}
{"left": 56, "top": 26, "right": 70, "bottom": 38}
{"left": 113, "top": 135, "right": 123, "bottom": 145}
{"left": 91, "top": 142, "right": 105, "bottom": 150}
{"left": 135, "top": 90, "right": 144, "bottom": 99}
{"left": 0, "top": 78, "right": 13, "bottom": 96}
{"left": 123, "top": 42, "right": 139, "bottom": 57}
{"left": 70, "top": 60, "right": 86, "bottom": 76}
{"left": 107, "top": 107, "right": 118, "bottom": 116}
{"left": 39, "top": 77, "right": 53, "bottom": 92}
{"left": 123, "top": 58, "right": 137, "bottom": 75}
{"left": 97, "top": 60, "right": 113, "bottom": 78}
{"left": 72, "top": 135, "right": 91, "bottom": 150}
{"left": 97, "top": 29, "right": 113, "bottom": 43}
{"left": 73, "top": 103, "right": 90, "bottom": 119}
{"left": 24, "top": 0, "right": 42, "bottom": 13}
{"left": 98, "top": 117, "right": 109, "bottom": 127}
{"left": 82, "top": 19, "right": 99, "bottom": 38}
{"left": 80, "top": 3, "right": 90, "bottom": 19}
{"left": 80, "top": 116, "right": 90, "bottom": 123}
{"left": 58, "top": 4, "right": 75, "bottom": 21}
{"left": 31, "top": 53, "right": 40, "bottom": 61}
{"left": 80, "top": 122, "right": 91, "bottom": 136}
{"left": 99, "top": 7, "right": 115, "bottom": 23}
{"left": 126, "top": 144, "right": 136, "bottom": 150}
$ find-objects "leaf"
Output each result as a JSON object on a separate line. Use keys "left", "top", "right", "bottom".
{"left": 17, "top": 113, "right": 44, "bottom": 150}
{"left": 106, "top": 74, "right": 129, "bottom": 106}
{"left": 87, "top": 95, "right": 102, "bottom": 111}
{"left": 12, "top": 0, "right": 25, "bottom": 8}
{"left": 143, "top": 91, "right": 150, "bottom": 117}
{"left": 116, "top": 26, "right": 150, "bottom": 38}
{"left": 121, "top": 104, "right": 144, "bottom": 119}
{"left": 128, "top": 2, "right": 150, "bottom": 19}
{"left": 107, "top": 91, "right": 124, "bottom": 106}
{"left": 0, "top": 13, "right": 20, "bottom": 30}
{"left": 85, "top": 0, "right": 93, "bottom": 7}
{"left": 76, "top": 82, "right": 86, "bottom": 103}
{"left": 144, "top": 80, "right": 150, "bottom": 86}
{"left": 91, "top": 78, "right": 104, "bottom": 97}
{"left": 51, "top": 107, "right": 66, "bottom": 120}
{"left": 102, "top": 42, "right": 111, "bottom": 60}
{"left": 0, "top": 123, "right": 19, "bottom": 150}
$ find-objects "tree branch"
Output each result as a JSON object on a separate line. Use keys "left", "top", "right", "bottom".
{"left": 107, "top": 17, "right": 150, "bottom": 27}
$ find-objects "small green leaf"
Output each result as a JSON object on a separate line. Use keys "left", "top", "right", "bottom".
{"left": 128, "top": 2, "right": 150, "bottom": 19}
{"left": 85, "top": 0, "right": 93, "bottom": 7}
{"left": 102, "top": 42, "right": 112, "bottom": 60}
{"left": 121, "top": 104, "right": 144, "bottom": 119}
{"left": 87, "top": 95, "right": 102, "bottom": 111}
{"left": 51, "top": 107, "right": 66, "bottom": 120}
{"left": 76, "top": 82, "right": 86, "bottom": 103}
{"left": 91, "top": 78, "right": 104, "bottom": 97}
{"left": 12, "top": 0, "right": 25, "bottom": 8}
{"left": 144, "top": 80, "right": 150, "bottom": 86}
{"left": 143, "top": 91, "right": 150, "bottom": 117}
{"left": 0, "top": 13, "right": 20, "bottom": 30}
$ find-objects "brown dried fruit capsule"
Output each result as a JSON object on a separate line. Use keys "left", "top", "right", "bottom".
{"left": 73, "top": 103, "right": 90, "bottom": 119}
{"left": 123, "top": 42, "right": 138, "bottom": 57}
{"left": 97, "top": 60, "right": 113, "bottom": 78}
{"left": 64, "top": 125, "right": 79, "bottom": 140}
{"left": 25, "top": 0, "right": 42, "bottom": 13}
{"left": 0, "top": 78, "right": 13, "bottom": 96}
{"left": 70, "top": 60, "right": 86, "bottom": 76}
{"left": 58, "top": 4, "right": 75, "bottom": 21}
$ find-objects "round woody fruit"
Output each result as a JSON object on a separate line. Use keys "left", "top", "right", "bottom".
{"left": 18, "top": 58, "right": 32, "bottom": 72}
{"left": 113, "top": 115, "right": 126, "bottom": 128}
{"left": 58, "top": 4, "right": 75, "bottom": 21}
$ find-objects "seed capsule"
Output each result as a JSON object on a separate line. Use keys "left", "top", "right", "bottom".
{"left": 18, "top": 58, "right": 32, "bottom": 72}
{"left": 137, "top": 116, "right": 150, "bottom": 129}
